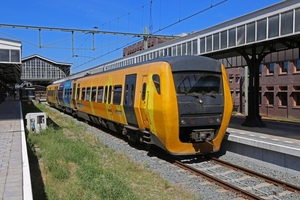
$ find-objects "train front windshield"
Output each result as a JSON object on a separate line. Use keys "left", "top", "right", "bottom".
{"left": 173, "top": 72, "right": 222, "bottom": 95}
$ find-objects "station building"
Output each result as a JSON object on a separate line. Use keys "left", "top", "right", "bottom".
{"left": 21, "top": 54, "right": 72, "bottom": 86}
{"left": 0, "top": 38, "right": 22, "bottom": 103}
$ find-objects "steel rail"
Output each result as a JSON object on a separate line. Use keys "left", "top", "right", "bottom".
{"left": 210, "top": 157, "right": 300, "bottom": 194}
{"left": 152, "top": 151, "right": 264, "bottom": 200}
{"left": 171, "top": 160, "right": 264, "bottom": 200}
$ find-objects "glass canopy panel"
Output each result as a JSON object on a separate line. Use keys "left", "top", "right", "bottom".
{"left": 296, "top": 8, "right": 300, "bottom": 32}
{"left": 192, "top": 39, "right": 197, "bottom": 54}
{"left": 206, "top": 35, "right": 212, "bottom": 52}
{"left": 237, "top": 25, "right": 245, "bottom": 45}
{"left": 221, "top": 30, "right": 227, "bottom": 49}
{"left": 281, "top": 10, "right": 293, "bottom": 35}
{"left": 0, "top": 49, "right": 9, "bottom": 62}
{"left": 229, "top": 28, "right": 236, "bottom": 47}
{"left": 213, "top": 33, "right": 219, "bottom": 50}
{"left": 246, "top": 22, "right": 255, "bottom": 43}
{"left": 269, "top": 15, "right": 279, "bottom": 38}
{"left": 200, "top": 37, "right": 205, "bottom": 53}
{"left": 257, "top": 19, "right": 267, "bottom": 41}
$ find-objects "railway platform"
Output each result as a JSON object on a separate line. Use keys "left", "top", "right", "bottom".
{"left": 222, "top": 116, "right": 300, "bottom": 176}
{"left": 0, "top": 99, "right": 32, "bottom": 200}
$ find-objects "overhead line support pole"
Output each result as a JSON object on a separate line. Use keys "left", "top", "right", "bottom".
{"left": 72, "top": 31, "right": 74, "bottom": 57}
{"left": 38, "top": 29, "right": 42, "bottom": 48}
{"left": 92, "top": 32, "right": 95, "bottom": 51}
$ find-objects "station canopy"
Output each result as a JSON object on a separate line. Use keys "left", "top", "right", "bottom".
{"left": 0, "top": 38, "right": 22, "bottom": 84}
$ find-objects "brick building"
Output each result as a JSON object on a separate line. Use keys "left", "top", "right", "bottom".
{"left": 123, "top": 37, "right": 174, "bottom": 57}
{"left": 227, "top": 49, "right": 300, "bottom": 119}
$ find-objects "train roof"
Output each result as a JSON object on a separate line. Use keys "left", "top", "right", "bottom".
{"left": 49, "top": 56, "right": 222, "bottom": 85}
{"left": 81, "top": 55, "right": 222, "bottom": 79}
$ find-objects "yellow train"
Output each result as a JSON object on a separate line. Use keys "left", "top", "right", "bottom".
{"left": 47, "top": 55, "right": 232, "bottom": 155}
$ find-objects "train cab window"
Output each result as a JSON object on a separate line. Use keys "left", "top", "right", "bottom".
{"left": 91, "top": 87, "right": 96, "bottom": 102}
{"left": 81, "top": 87, "right": 86, "bottom": 100}
{"left": 142, "top": 83, "right": 147, "bottom": 100}
{"left": 97, "top": 86, "right": 104, "bottom": 103}
{"left": 152, "top": 74, "right": 161, "bottom": 94}
{"left": 173, "top": 73, "right": 221, "bottom": 95}
{"left": 86, "top": 87, "right": 91, "bottom": 101}
{"left": 113, "top": 85, "right": 122, "bottom": 105}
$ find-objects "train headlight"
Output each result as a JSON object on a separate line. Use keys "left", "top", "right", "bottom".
{"left": 181, "top": 119, "right": 186, "bottom": 125}
{"left": 216, "top": 117, "right": 221, "bottom": 123}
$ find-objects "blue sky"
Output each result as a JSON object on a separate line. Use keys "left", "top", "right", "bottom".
{"left": 0, "top": 0, "right": 283, "bottom": 74}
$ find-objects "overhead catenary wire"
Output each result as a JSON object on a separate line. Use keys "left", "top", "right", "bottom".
{"left": 0, "top": 0, "right": 228, "bottom": 73}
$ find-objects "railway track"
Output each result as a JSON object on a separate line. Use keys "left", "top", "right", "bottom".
{"left": 153, "top": 150, "right": 300, "bottom": 200}
{"left": 209, "top": 157, "right": 300, "bottom": 195}
{"left": 84, "top": 119, "right": 300, "bottom": 199}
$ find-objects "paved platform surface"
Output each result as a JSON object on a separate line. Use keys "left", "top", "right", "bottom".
{"left": 227, "top": 117, "right": 300, "bottom": 156}
{"left": 0, "top": 100, "right": 32, "bottom": 200}
{"left": 224, "top": 116, "right": 300, "bottom": 176}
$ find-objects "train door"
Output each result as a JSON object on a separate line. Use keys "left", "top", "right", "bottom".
{"left": 139, "top": 75, "right": 150, "bottom": 129}
{"left": 58, "top": 83, "right": 64, "bottom": 107}
{"left": 71, "top": 81, "right": 77, "bottom": 109}
{"left": 105, "top": 85, "right": 114, "bottom": 120}
{"left": 54, "top": 86, "right": 59, "bottom": 106}
{"left": 64, "top": 80, "right": 72, "bottom": 109}
{"left": 123, "top": 74, "right": 138, "bottom": 127}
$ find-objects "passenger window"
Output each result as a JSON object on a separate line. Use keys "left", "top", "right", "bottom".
{"left": 97, "top": 86, "right": 103, "bottom": 103}
{"left": 81, "top": 87, "right": 86, "bottom": 100}
{"left": 91, "top": 87, "right": 96, "bottom": 102}
{"left": 152, "top": 74, "right": 161, "bottom": 94}
{"left": 142, "top": 83, "right": 147, "bottom": 100}
{"left": 86, "top": 87, "right": 90, "bottom": 101}
{"left": 113, "top": 85, "right": 122, "bottom": 105}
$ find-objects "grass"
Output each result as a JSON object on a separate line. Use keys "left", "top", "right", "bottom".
{"left": 23, "top": 103, "right": 200, "bottom": 200}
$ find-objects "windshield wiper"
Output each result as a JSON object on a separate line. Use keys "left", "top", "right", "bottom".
{"left": 185, "top": 92, "right": 200, "bottom": 98}
{"left": 203, "top": 91, "right": 217, "bottom": 98}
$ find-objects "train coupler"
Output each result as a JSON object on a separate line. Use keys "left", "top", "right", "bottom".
{"left": 142, "top": 131, "right": 152, "bottom": 144}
